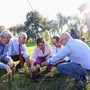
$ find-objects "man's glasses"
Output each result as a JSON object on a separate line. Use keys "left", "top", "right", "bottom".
{"left": 60, "top": 38, "right": 65, "bottom": 43}
{"left": 23, "top": 37, "right": 27, "bottom": 39}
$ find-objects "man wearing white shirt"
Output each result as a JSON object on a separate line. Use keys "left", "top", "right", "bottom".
{"left": 41, "top": 32, "right": 90, "bottom": 88}
{"left": 8, "top": 32, "right": 31, "bottom": 75}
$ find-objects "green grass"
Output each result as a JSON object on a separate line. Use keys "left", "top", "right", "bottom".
{"left": 0, "top": 41, "right": 90, "bottom": 90}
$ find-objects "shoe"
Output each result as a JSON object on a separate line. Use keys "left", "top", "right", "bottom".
{"left": 18, "top": 69, "right": 25, "bottom": 73}
{"left": 76, "top": 80, "right": 84, "bottom": 89}
{"left": 85, "top": 75, "right": 90, "bottom": 83}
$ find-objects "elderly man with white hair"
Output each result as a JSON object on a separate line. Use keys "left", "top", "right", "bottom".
{"left": 41, "top": 32, "right": 90, "bottom": 88}
{"left": 7, "top": 32, "right": 31, "bottom": 76}
{"left": 0, "top": 30, "right": 13, "bottom": 75}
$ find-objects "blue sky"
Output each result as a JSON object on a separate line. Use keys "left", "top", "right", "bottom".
{"left": 0, "top": 0, "right": 87, "bottom": 28}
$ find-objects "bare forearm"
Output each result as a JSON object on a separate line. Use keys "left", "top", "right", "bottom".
{"left": 41, "top": 61, "right": 48, "bottom": 66}
{"left": 26, "top": 58, "right": 31, "bottom": 69}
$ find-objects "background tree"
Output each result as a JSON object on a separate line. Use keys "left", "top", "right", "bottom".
{"left": 56, "top": 13, "right": 68, "bottom": 33}
{"left": 24, "top": 11, "right": 43, "bottom": 40}
{"left": 15, "top": 24, "right": 25, "bottom": 34}
{"left": 8, "top": 24, "right": 25, "bottom": 37}
{"left": 8, "top": 26, "right": 16, "bottom": 36}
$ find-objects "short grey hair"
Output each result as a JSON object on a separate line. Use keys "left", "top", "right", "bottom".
{"left": 0, "top": 30, "right": 13, "bottom": 38}
{"left": 18, "top": 32, "right": 27, "bottom": 38}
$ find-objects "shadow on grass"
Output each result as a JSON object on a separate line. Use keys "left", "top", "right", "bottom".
{"left": 0, "top": 69, "right": 90, "bottom": 90}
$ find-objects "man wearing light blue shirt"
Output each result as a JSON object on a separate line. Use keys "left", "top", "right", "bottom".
{"left": 8, "top": 32, "right": 31, "bottom": 76}
{"left": 41, "top": 32, "right": 90, "bottom": 87}
{"left": 0, "top": 30, "right": 14, "bottom": 75}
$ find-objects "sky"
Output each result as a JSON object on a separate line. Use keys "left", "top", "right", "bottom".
{"left": 0, "top": 0, "right": 88, "bottom": 29}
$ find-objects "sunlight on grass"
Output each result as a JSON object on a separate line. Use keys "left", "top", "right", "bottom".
{"left": 0, "top": 42, "right": 90, "bottom": 90}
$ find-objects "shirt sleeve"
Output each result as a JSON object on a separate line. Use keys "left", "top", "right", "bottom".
{"left": 4, "top": 44, "right": 11, "bottom": 55}
{"left": 21, "top": 44, "right": 30, "bottom": 60}
{"left": 47, "top": 45, "right": 72, "bottom": 64}
{"left": 64, "top": 56, "right": 70, "bottom": 61}
{"left": 4, "top": 55, "right": 11, "bottom": 62}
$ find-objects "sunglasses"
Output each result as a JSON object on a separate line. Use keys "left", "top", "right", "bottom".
{"left": 23, "top": 37, "right": 27, "bottom": 39}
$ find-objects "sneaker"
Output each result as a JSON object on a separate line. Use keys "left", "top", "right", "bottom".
{"left": 85, "top": 75, "right": 90, "bottom": 83}
{"left": 18, "top": 68, "right": 25, "bottom": 74}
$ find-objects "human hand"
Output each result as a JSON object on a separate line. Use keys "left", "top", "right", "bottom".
{"left": 5, "top": 66, "right": 12, "bottom": 75}
{"left": 36, "top": 64, "right": 40, "bottom": 68}
{"left": 27, "top": 68, "right": 32, "bottom": 78}
{"left": 41, "top": 61, "right": 48, "bottom": 66}
{"left": 7, "top": 59, "right": 14, "bottom": 68}
{"left": 31, "top": 65, "right": 35, "bottom": 72}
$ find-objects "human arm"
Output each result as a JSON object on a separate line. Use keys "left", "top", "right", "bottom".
{"left": 25, "top": 57, "right": 32, "bottom": 77}
{"left": 0, "top": 62, "right": 12, "bottom": 75}
{"left": 45, "top": 43, "right": 53, "bottom": 59}
{"left": 30, "top": 60, "right": 35, "bottom": 72}
{"left": 45, "top": 45, "right": 71, "bottom": 65}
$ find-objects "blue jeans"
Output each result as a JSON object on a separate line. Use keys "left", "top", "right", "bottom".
{"left": 57, "top": 62, "right": 86, "bottom": 80}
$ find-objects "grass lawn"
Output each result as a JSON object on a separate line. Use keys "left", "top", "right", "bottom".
{"left": 0, "top": 42, "right": 90, "bottom": 90}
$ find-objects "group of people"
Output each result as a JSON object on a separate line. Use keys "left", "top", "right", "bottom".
{"left": 0, "top": 29, "right": 90, "bottom": 88}
{"left": 0, "top": 30, "right": 31, "bottom": 76}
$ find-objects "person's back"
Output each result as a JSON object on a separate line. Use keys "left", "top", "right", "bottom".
{"left": 67, "top": 38, "right": 90, "bottom": 69}
{"left": 41, "top": 32, "right": 90, "bottom": 88}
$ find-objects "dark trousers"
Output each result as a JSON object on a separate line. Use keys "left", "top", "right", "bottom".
{"left": 11, "top": 55, "right": 25, "bottom": 70}
{"left": 34, "top": 56, "right": 52, "bottom": 72}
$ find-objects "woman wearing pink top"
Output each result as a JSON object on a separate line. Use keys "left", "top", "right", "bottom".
{"left": 31, "top": 36, "right": 52, "bottom": 74}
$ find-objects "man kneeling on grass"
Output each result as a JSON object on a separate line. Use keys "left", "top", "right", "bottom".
{"left": 0, "top": 30, "right": 14, "bottom": 75}
{"left": 41, "top": 32, "right": 90, "bottom": 88}
{"left": 7, "top": 32, "right": 32, "bottom": 77}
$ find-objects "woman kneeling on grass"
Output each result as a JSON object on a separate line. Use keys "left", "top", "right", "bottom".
{"left": 30, "top": 35, "right": 52, "bottom": 79}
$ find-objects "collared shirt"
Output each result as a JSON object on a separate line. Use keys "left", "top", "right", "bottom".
{"left": 7, "top": 38, "right": 29, "bottom": 59}
{"left": 31, "top": 42, "right": 52, "bottom": 62}
{"left": 47, "top": 38, "right": 90, "bottom": 69}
